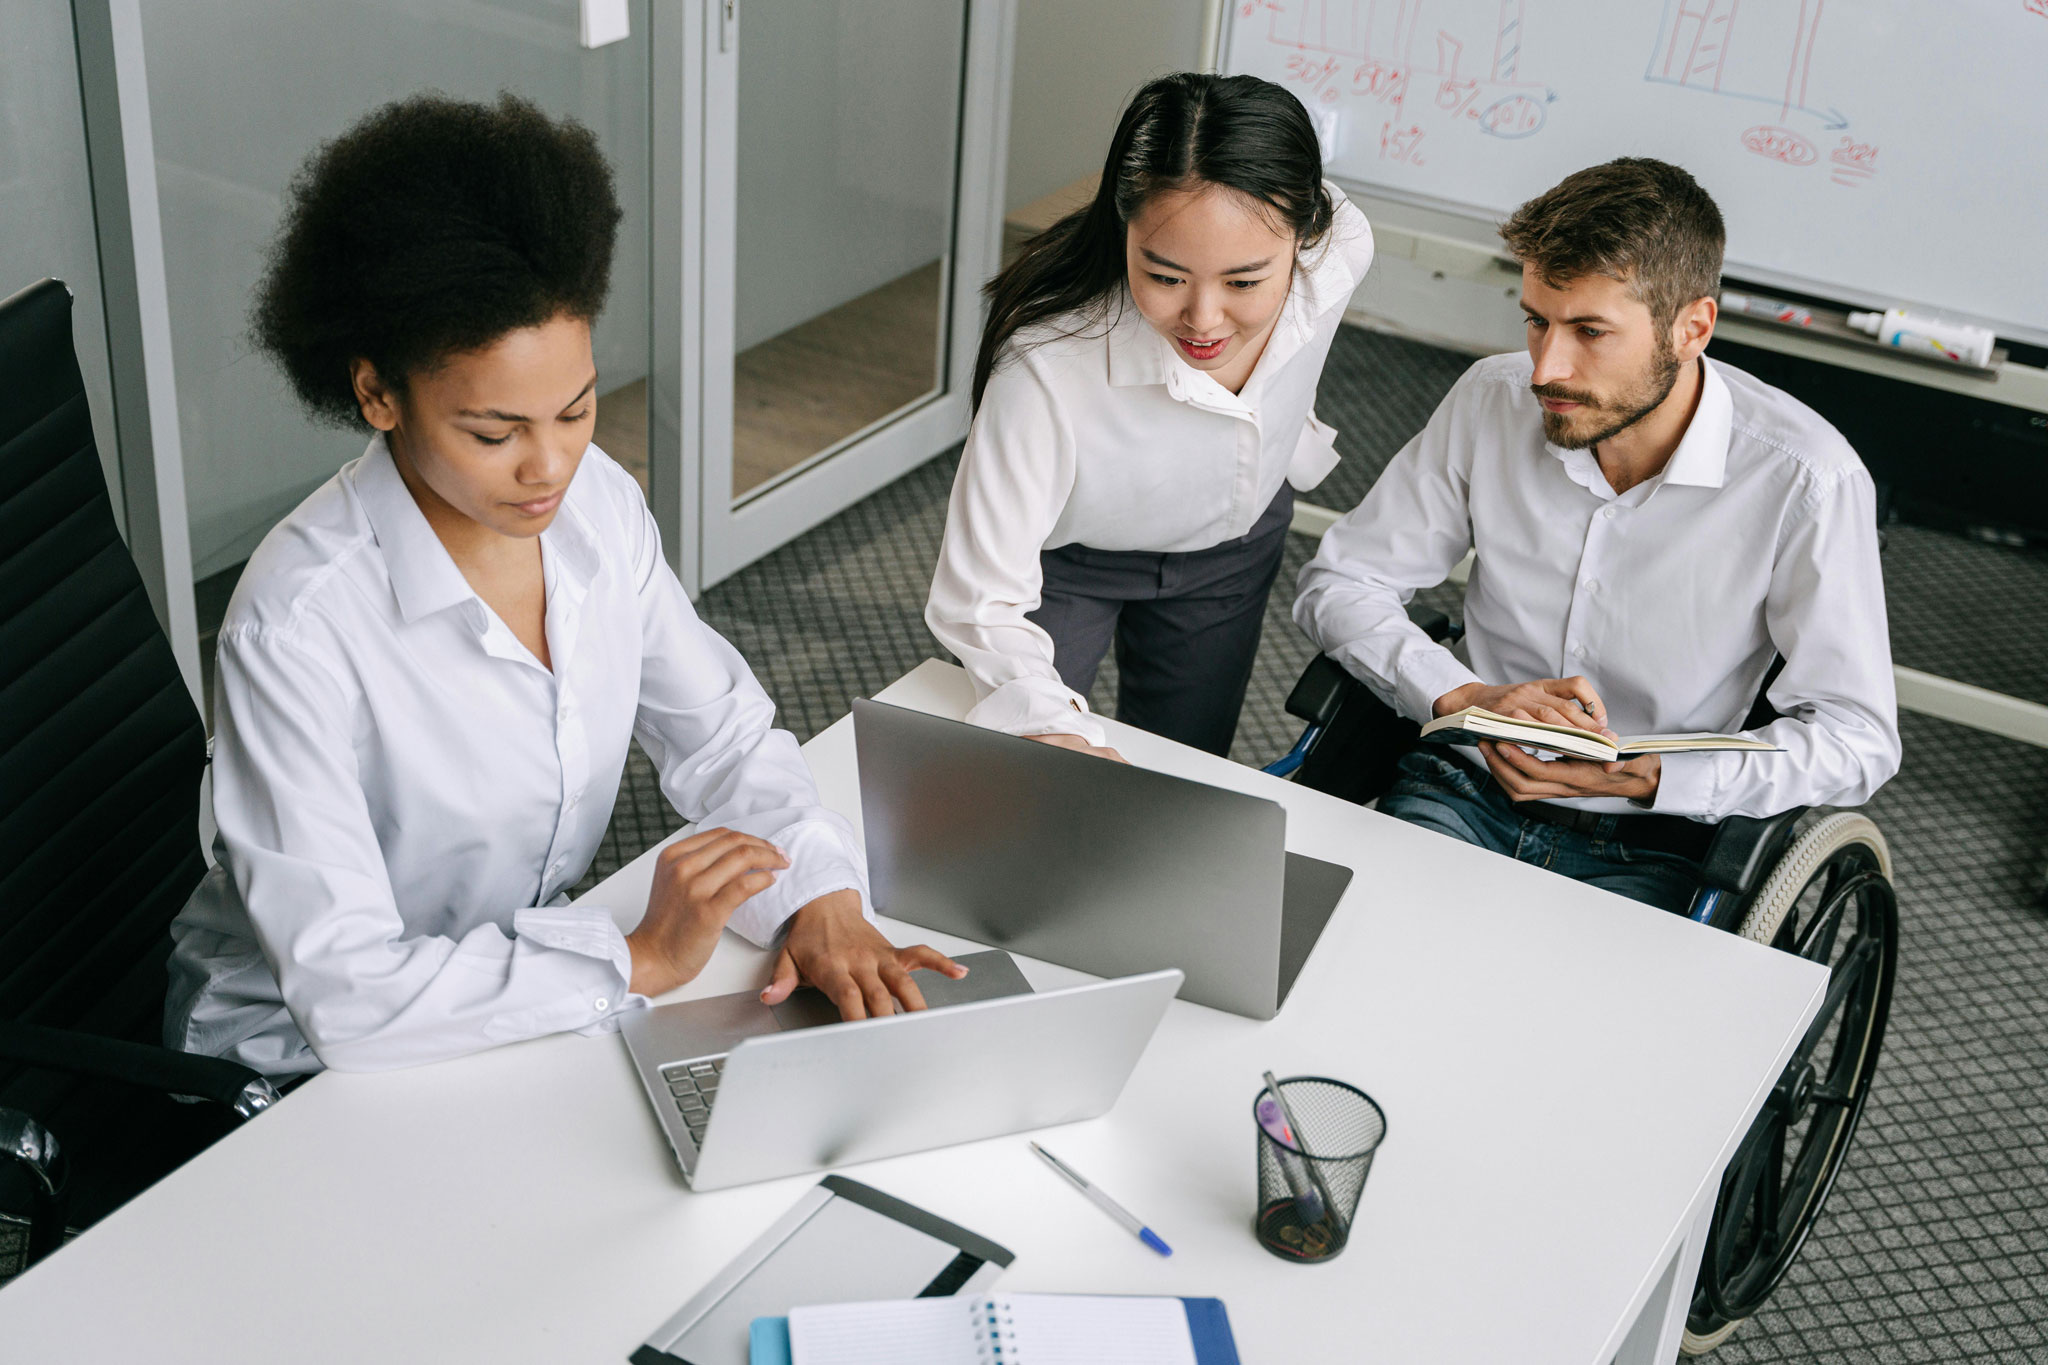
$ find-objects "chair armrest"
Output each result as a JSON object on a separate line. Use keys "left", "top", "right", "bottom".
{"left": 1697, "top": 808, "right": 1809, "bottom": 898}
{"left": 1283, "top": 654, "right": 1356, "bottom": 727}
{"left": 1283, "top": 602, "right": 1462, "bottom": 728}
{"left": 0, "top": 1020, "right": 278, "bottom": 1119}
{"left": 0, "top": 1107, "right": 68, "bottom": 1265}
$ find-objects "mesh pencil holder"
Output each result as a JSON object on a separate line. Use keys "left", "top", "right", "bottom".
{"left": 1252, "top": 1076, "right": 1386, "bottom": 1263}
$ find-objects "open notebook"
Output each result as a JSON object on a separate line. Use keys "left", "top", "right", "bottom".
{"left": 1419, "top": 706, "right": 1783, "bottom": 764}
{"left": 751, "top": 1293, "right": 1239, "bottom": 1365}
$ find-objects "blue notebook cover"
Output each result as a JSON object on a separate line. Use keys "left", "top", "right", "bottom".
{"left": 1181, "top": 1296, "right": 1242, "bottom": 1365}
{"left": 751, "top": 1296, "right": 1238, "bottom": 1365}
{"left": 749, "top": 1315, "right": 793, "bottom": 1365}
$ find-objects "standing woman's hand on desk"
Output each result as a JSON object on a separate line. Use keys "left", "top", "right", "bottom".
{"left": 626, "top": 828, "right": 789, "bottom": 998}
{"left": 1026, "top": 733, "right": 1128, "bottom": 763}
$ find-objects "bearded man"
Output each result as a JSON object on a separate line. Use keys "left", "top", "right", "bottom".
{"left": 1294, "top": 158, "right": 1900, "bottom": 912}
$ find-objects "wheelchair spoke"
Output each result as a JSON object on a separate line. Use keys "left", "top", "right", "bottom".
{"left": 1796, "top": 865, "right": 1879, "bottom": 965}
{"left": 1784, "top": 937, "right": 1878, "bottom": 1076}
{"left": 1697, "top": 849, "right": 1898, "bottom": 1333}
{"left": 1757, "top": 1124, "right": 1787, "bottom": 1245}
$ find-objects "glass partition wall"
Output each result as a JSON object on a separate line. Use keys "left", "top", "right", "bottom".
{"left": 0, "top": 1, "right": 122, "bottom": 521}
{"left": 138, "top": 0, "right": 655, "bottom": 586}
{"left": 728, "top": 0, "right": 963, "bottom": 499}
{"left": 678, "top": 0, "right": 1008, "bottom": 589}
{"left": 82, "top": 0, "right": 1007, "bottom": 646}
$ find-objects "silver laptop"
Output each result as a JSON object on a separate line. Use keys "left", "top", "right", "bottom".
{"left": 854, "top": 699, "right": 1354, "bottom": 1020}
{"left": 619, "top": 949, "right": 1182, "bottom": 1191}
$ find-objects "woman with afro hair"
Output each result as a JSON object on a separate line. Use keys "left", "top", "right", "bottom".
{"left": 166, "top": 94, "right": 959, "bottom": 1082}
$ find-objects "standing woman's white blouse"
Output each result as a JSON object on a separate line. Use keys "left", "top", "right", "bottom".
{"left": 925, "top": 185, "right": 1374, "bottom": 746}
{"left": 166, "top": 436, "right": 866, "bottom": 1078}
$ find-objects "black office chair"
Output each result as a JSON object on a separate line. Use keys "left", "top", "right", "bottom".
{"left": 1267, "top": 613, "right": 1897, "bottom": 1356}
{"left": 0, "top": 278, "right": 277, "bottom": 1279}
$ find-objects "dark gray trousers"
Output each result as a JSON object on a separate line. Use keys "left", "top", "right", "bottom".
{"left": 1026, "top": 485, "right": 1293, "bottom": 756}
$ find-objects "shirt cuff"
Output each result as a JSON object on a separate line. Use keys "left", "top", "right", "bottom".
{"left": 1645, "top": 751, "right": 1725, "bottom": 818}
{"left": 965, "top": 676, "right": 1107, "bottom": 747}
{"left": 508, "top": 906, "right": 641, "bottom": 1033}
{"left": 728, "top": 817, "right": 871, "bottom": 948}
{"left": 1387, "top": 646, "right": 1483, "bottom": 727}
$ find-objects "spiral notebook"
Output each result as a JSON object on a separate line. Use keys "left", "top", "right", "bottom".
{"left": 750, "top": 1293, "right": 1239, "bottom": 1365}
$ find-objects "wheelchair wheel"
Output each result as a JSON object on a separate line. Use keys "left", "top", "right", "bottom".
{"left": 1682, "top": 813, "right": 1898, "bottom": 1355}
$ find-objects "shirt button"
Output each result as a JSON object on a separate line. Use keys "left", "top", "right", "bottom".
{"left": 1582, "top": 578, "right": 1599, "bottom": 593}
{"left": 1603, "top": 506, "right": 1618, "bottom": 520}
{"left": 594, "top": 998, "right": 609, "bottom": 1012}
{"left": 1571, "top": 642, "right": 1586, "bottom": 657}
{"left": 567, "top": 790, "right": 581, "bottom": 809}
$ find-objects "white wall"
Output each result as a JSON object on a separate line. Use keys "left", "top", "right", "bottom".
{"left": 1003, "top": 0, "right": 1209, "bottom": 213}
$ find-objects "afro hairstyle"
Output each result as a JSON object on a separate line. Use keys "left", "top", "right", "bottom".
{"left": 251, "top": 91, "right": 622, "bottom": 427}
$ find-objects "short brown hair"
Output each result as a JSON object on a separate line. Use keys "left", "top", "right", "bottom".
{"left": 1499, "top": 158, "right": 1724, "bottom": 333}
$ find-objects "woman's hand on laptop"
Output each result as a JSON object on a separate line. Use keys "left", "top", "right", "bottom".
{"left": 626, "top": 828, "right": 789, "bottom": 998}
{"left": 762, "top": 890, "right": 968, "bottom": 1020}
{"left": 1434, "top": 676, "right": 1617, "bottom": 739}
{"left": 1026, "top": 732, "right": 1128, "bottom": 763}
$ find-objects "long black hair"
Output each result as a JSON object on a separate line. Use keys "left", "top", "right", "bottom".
{"left": 973, "top": 72, "right": 1332, "bottom": 408}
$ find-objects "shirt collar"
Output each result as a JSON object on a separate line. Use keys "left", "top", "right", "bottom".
{"left": 1100, "top": 295, "right": 1258, "bottom": 416}
{"left": 539, "top": 467, "right": 602, "bottom": 590}
{"left": 1105, "top": 298, "right": 1167, "bottom": 389}
{"left": 351, "top": 433, "right": 605, "bottom": 629}
{"left": 1661, "top": 357, "right": 1732, "bottom": 489}
{"left": 352, "top": 433, "right": 478, "bottom": 626}
{"left": 1543, "top": 356, "right": 1734, "bottom": 496}
{"left": 1288, "top": 185, "right": 1369, "bottom": 320}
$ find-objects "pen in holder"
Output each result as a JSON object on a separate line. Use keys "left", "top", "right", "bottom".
{"left": 1252, "top": 1075, "right": 1385, "bottom": 1263}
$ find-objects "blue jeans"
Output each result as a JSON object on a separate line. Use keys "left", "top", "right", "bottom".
{"left": 1378, "top": 749, "right": 1705, "bottom": 914}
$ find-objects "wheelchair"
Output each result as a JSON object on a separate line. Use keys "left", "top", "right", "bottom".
{"left": 1265, "top": 615, "right": 1898, "bottom": 1355}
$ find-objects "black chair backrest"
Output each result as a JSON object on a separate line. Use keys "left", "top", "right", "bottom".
{"left": 0, "top": 279, "right": 209, "bottom": 1102}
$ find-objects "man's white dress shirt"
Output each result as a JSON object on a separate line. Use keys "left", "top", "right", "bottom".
{"left": 1295, "top": 352, "right": 1900, "bottom": 820}
{"left": 166, "top": 437, "right": 866, "bottom": 1078}
{"left": 926, "top": 186, "right": 1374, "bottom": 746}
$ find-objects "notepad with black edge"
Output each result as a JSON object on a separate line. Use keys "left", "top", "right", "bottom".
{"left": 1419, "top": 706, "right": 1783, "bottom": 764}
{"left": 752, "top": 1293, "right": 1240, "bottom": 1365}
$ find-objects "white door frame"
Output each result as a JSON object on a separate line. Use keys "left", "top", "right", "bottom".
{"left": 71, "top": 0, "right": 202, "bottom": 701}
{"left": 649, "top": 0, "right": 709, "bottom": 596}
{"left": 670, "top": 0, "right": 1014, "bottom": 593}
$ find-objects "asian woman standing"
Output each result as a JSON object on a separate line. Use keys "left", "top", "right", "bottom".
{"left": 926, "top": 73, "right": 1373, "bottom": 758}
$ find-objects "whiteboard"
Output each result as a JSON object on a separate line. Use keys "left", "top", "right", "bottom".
{"left": 1220, "top": 0, "right": 2048, "bottom": 344}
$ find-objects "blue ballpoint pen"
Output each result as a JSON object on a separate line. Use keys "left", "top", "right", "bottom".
{"left": 1028, "top": 1141, "right": 1173, "bottom": 1256}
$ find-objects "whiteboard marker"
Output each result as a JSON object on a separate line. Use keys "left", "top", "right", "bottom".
{"left": 1721, "top": 291, "right": 1814, "bottom": 327}
{"left": 1848, "top": 309, "right": 1996, "bottom": 368}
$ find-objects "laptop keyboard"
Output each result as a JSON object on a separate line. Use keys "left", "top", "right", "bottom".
{"left": 658, "top": 1057, "right": 725, "bottom": 1146}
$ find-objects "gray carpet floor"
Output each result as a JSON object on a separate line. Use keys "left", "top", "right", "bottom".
{"left": 579, "top": 325, "right": 2048, "bottom": 1362}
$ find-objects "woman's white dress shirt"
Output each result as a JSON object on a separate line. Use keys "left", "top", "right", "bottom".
{"left": 926, "top": 186, "right": 1374, "bottom": 746}
{"left": 166, "top": 436, "right": 866, "bottom": 1078}
{"left": 1295, "top": 352, "right": 1902, "bottom": 821}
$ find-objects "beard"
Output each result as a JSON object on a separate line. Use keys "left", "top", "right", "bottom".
{"left": 1533, "top": 338, "right": 1684, "bottom": 450}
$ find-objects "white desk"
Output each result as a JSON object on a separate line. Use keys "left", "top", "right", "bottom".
{"left": 0, "top": 661, "right": 1824, "bottom": 1364}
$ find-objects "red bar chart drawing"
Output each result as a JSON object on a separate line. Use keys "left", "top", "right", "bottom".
{"left": 1643, "top": 0, "right": 1876, "bottom": 186}
{"left": 1645, "top": 0, "right": 1846, "bottom": 128}
{"left": 1251, "top": 0, "right": 1559, "bottom": 163}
